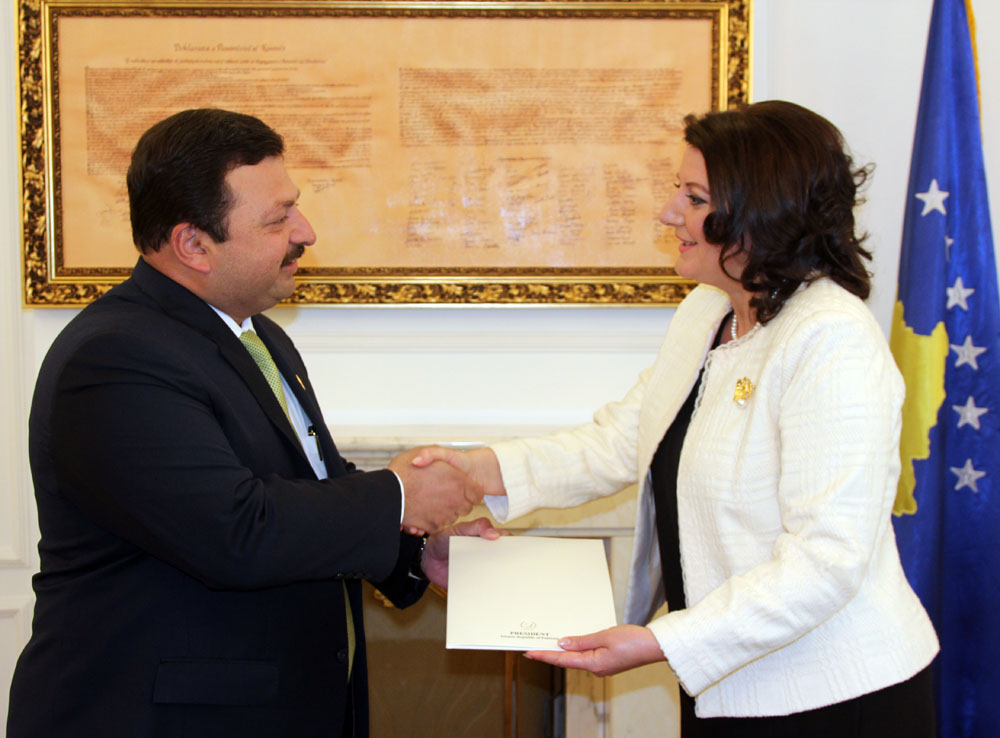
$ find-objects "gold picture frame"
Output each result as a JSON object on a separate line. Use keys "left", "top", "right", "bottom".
{"left": 19, "top": 0, "right": 750, "bottom": 306}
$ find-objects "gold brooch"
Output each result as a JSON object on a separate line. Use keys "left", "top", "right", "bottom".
{"left": 733, "top": 377, "right": 755, "bottom": 407}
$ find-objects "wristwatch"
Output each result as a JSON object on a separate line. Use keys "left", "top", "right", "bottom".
{"left": 409, "top": 534, "right": 430, "bottom": 579}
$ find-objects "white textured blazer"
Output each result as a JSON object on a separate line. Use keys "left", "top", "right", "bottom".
{"left": 486, "top": 279, "right": 939, "bottom": 718}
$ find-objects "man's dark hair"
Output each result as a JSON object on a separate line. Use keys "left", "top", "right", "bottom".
{"left": 683, "top": 100, "right": 873, "bottom": 324}
{"left": 127, "top": 108, "right": 285, "bottom": 253}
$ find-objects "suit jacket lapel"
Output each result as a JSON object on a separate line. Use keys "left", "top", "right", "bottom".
{"left": 130, "top": 259, "right": 308, "bottom": 460}
{"left": 636, "top": 287, "right": 732, "bottom": 475}
{"left": 252, "top": 317, "right": 346, "bottom": 474}
{"left": 221, "top": 335, "right": 308, "bottom": 459}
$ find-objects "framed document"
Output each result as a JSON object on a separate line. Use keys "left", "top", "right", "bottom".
{"left": 18, "top": 0, "right": 751, "bottom": 306}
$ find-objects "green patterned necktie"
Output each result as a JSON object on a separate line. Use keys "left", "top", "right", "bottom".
{"left": 239, "top": 330, "right": 291, "bottom": 421}
{"left": 238, "top": 328, "right": 356, "bottom": 677}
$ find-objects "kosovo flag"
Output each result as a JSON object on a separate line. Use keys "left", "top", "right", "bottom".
{"left": 890, "top": 0, "right": 999, "bottom": 735}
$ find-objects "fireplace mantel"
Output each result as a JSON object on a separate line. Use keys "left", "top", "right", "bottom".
{"left": 338, "top": 423, "right": 679, "bottom": 738}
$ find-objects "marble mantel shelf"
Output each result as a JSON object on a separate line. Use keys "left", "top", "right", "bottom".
{"left": 332, "top": 423, "right": 568, "bottom": 471}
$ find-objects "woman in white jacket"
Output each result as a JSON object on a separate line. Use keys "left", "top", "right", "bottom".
{"left": 416, "top": 100, "right": 938, "bottom": 736}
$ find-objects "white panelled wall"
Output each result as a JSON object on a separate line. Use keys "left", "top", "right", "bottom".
{"left": 2, "top": 0, "right": 999, "bottom": 733}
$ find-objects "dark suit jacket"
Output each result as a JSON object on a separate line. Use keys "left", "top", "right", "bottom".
{"left": 7, "top": 259, "right": 426, "bottom": 737}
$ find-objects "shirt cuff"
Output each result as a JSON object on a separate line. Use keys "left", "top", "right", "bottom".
{"left": 390, "top": 469, "right": 405, "bottom": 524}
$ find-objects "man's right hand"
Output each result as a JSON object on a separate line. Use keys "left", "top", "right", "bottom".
{"left": 389, "top": 447, "right": 484, "bottom": 534}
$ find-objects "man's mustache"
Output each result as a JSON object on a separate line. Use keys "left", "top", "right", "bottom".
{"left": 281, "top": 243, "right": 306, "bottom": 266}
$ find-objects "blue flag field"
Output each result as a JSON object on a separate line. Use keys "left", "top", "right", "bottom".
{"left": 890, "top": 0, "right": 999, "bottom": 736}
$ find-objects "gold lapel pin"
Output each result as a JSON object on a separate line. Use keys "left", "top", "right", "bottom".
{"left": 296, "top": 374, "right": 306, "bottom": 390}
{"left": 733, "top": 377, "right": 756, "bottom": 407}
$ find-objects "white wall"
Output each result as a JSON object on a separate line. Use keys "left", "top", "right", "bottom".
{"left": 3, "top": 0, "right": 1000, "bottom": 730}
{"left": 757, "top": 0, "right": 1000, "bottom": 335}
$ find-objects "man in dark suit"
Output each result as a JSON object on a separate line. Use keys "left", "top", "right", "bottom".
{"left": 7, "top": 108, "right": 488, "bottom": 737}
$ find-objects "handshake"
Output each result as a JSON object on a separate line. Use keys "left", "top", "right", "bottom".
{"left": 388, "top": 446, "right": 505, "bottom": 535}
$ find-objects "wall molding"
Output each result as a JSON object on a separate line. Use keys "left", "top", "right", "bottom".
{"left": 0, "top": 546, "right": 27, "bottom": 568}
{"left": 0, "top": 0, "right": 32, "bottom": 572}
{"left": 0, "top": 221, "right": 31, "bottom": 567}
{"left": 287, "top": 329, "right": 665, "bottom": 354}
{"left": 0, "top": 597, "right": 32, "bottom": 638}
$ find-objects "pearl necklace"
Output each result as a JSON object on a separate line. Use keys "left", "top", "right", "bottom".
{"left": 731, "top": 313, "right": 759, "bottom": 341}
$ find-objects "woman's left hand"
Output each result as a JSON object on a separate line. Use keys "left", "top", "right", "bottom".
{"left": 525, "top": 625, "right": 664, "bottom": 677}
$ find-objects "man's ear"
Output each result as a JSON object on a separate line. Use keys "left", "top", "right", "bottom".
{"left": 168, "top": 223, "right": 212, "bottom": 274}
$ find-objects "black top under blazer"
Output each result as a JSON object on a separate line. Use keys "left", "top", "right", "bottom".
{"left": 7, "top": 258, "right": 426, "bottom": 737}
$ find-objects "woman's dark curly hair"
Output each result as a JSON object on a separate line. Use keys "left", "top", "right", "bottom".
{"left": 683, "top": 100, "right": 873, "bottom": 324}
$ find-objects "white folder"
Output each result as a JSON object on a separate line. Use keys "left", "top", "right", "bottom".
{"left": 446, "top": 535, "right": 618, "bottom": 651}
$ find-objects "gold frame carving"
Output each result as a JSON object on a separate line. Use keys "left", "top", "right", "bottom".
{"left": 19, "top": 0, "right": 751, "bottom": 306}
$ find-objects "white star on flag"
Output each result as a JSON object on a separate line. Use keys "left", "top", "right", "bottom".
{"left": 915, "top": 178, "right": 950, "bottom": 215}
{"left": 952, "top": 395, "right": 989, "bottom": 430}
{"left": 946, "top": 276, "right": 975, "bottom": 310}
{"left": 950, "top": 334, "right": 987, "bottom": 369}
{"left": 945, "top": 235, "right": 954, "bottom": 260}
{"left": 951, "top": 458, "right": 987, "bottom": 492}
